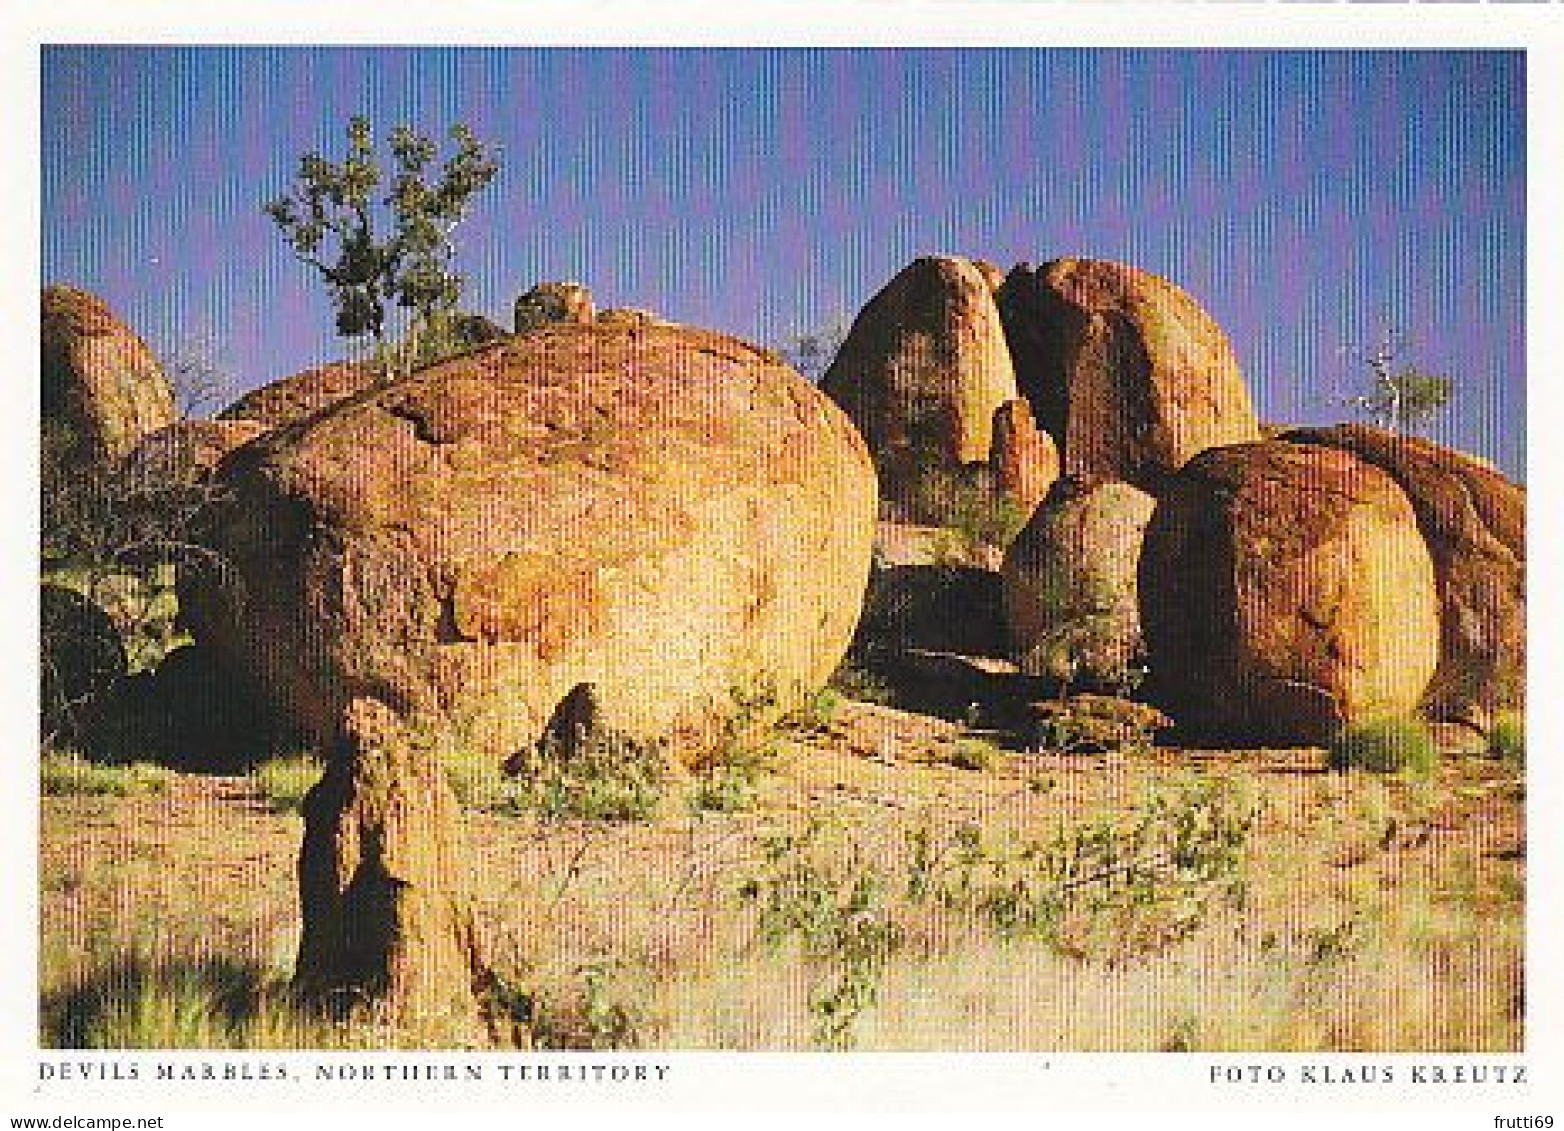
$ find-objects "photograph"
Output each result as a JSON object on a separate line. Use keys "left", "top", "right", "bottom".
{"left": 7, "top": 1, "right": 1559, "bottom": 1121}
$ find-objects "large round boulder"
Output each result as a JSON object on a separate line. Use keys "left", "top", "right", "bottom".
{"left": 1284, "top": 424, "right": 1525, "bottom": 729}
{"left": 219, "top": 360, "right": 380, "bottom": 430}
{"left": 42, "top": 285, "right": 176, "bottom": 463}
{"left": 820, "top": 255, "right": 1020, "bottom": 515}
{"left": 996, "top": 258, "right": 1259, "bottom": 493}
{"left": 1002, "top": 478, "right": 1156, "bottom": 689}
{"left": 185, "top": 323, "right": 877, "bottom": 761}
{"left": 1139, "top": 441, "right": 1441, "bottom": 745}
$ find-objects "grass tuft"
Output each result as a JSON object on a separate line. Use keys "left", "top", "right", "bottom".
{"left": 40, "top": 751, "right": 173, "bottom": 797}
{"left": 1487, "top": 712, "right": 1524, "bottom": 766}
{"left": 1326, "top": 717, "right": 1438, "bottom": 777}
{"left": 250, "top": 753, "right": 325, "bottom": 813}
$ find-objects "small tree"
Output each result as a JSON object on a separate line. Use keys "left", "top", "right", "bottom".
{"left": 779, "top": 311, "right": 853, "bottom": 382}
{"left": 264, "top": 116, "right": 500, "bottom": 380}
{"left": 1339, "top": 323, "right": 1453, "bottom": 435}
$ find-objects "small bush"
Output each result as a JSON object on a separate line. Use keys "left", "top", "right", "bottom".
{"left": 694, "top": 764, "right": 761, "bottom": 813}
{"left": 1487, "top": 712, "right": 1524, "bottom": 766}
{"left": 1327, "top": 717, "right": 1438, "bottom": 777}
{"left": 251, "top": 753, "right": 325, "bottom": 813}
{"left": 827, "top": 661, "right": 895, "bottom": 706}
{"left": 781, "top": 687, "right": 841, "bottom": 735}
{"left": 944, "top": 737, "right": 1000, "bottom": 771}
{"left": 40, "top": 750, "right": 173, "bottom": 798}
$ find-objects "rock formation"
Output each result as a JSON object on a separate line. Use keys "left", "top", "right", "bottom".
{"left": 185, "top": 322, "right": 877, "bottom": 761}
{"left": 1139, "top": 440, "right": 1441, "bottom": 745}
{"left": 995, "top": 258, "right": 1259, "bottom": 493}
{"left": 513, "top": 282, "right": 595, "bottom": 333}
{"left": 1002, "top": 477, "right": 1157, "bottom": 688}
{"left": 1284, "top": 424, "right": 1525, "bottom": 729}
{"left": 820, "top": 256, "right": 1019, "bottom": 516}
{"left": 988, "top": 398, "right": 1059, "bottom": 512}
{"left": 219, "top": 360, "right": 380, "bottom": 430}
{"left": 295, "top": 696, "right": 489, "bottom": 1040}
{"left": 42, "top": 285, "right": 177, "bottom": 462}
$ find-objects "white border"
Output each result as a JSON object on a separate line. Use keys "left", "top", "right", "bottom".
{"left": 4, "top": 1, "right": 1560, "bottom": 1121}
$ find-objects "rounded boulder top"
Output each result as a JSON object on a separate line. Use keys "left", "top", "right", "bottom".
{"left": 186, "top": 321, "right": 878, "bottom": 761}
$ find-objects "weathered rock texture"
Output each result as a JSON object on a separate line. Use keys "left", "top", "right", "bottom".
{"left": 295, "top": 697, "right": 489, "bottom": 1039}
{"left": 513, "top": 282, "right": 595, "bottom": 334}
{"left": 1139, "top": 441, "right": 1441, "bottom": 745}
{"left": 988, "top": 398, "right": 1059, "bottom": 511}
{"left": 1002, "top": 478, "right": 1157, "bottom": 688}
{"left": 123, "top": 418, "right": 268, "bottom": 485}
{"left": 219, "top": 360, "right": 380, "bottom": 430}
{"left": 595, "top": 307, "right": 670, "bottom": 327}
{"left": 820, "top": 256, "right": 1020, "bottom": 503}
{"left": 42, "top": 285, "right": 177, "bottom": 462}
{"left": 186, "top": 323, "right": 876, "bottom": 760}
{"left": 996, "top": 258, "right": 1259, "bottom": 492}
{"left": 1284, "top": 424, "right": 1525, "bottom": 728}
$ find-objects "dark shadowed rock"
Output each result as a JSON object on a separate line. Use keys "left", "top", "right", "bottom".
{"left": 41, "top": 583, "right": 127, "bottom": 748}
{"left": 1284, "top": 424, "right": 1524, "bottom": 729}
{"left": 996, "top": 258, "right": 1259, "bottom": 493}
{"left": 1139, "top": 441, "right": 1440, "bottom": 746}
{"left": 185, "top": 323, "right": 877, "bottom": 763}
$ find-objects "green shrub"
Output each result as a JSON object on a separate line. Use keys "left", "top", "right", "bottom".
{"left": 1327, "top": 717, "right": 1439, "bottom": 777}
{"left": 1487, "top": 711, "right": 1524, "bottom": 766}
{"left": 694, "top": 764, "right": 761, "bottom": 813}
{"left": 827, "top": 660, "right": 895, "bottom": 706}
{"left": 251, "top": 753, "right": 325, "bottom": 813}
{"left": 40, "top": 750, "right": 173, "bottom": 797}
{"left": 944, "top": 737, "right": 1000, "bottom": 771}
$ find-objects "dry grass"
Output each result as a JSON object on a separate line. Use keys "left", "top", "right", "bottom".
{"left": 38, "top": 702, "right": 1524, "bottom": 1051}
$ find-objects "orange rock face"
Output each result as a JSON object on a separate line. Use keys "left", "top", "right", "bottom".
{"left": 996, "top": 258, "right": 1259, "bottom": 492}
{"left": 1284, "top": 424, "right": 1524, "bottom": 728}
{"left": 988, "top": 398, "right": 1059, "bottom": 512}
{"left": 42, "top": 285, "right": 177, "bottom": 462}
{"left": 186, "top": 323, "right": 877, "bottom": 761}
{"left": 821, "top": 256, "right": 1020, "bottom": 488}
{"left": 219, "top": 359, "right": 381, "bottom": 430}
{"left": 1139, "top": 441, "right": 1441, "bottom": 745}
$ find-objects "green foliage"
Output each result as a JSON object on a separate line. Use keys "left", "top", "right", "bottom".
{"left": 40, "top": 750, "right": 173, "bottom": 798}
{"left": 1339, "top": 324, "right": 1453, "bottom": 434}
{"left": 528, "top": 962, "right": 643, "bottom": 1051}
{"left": 827, "top": 660, "right": 895, "bottom": 706}
{"left": 739, "top": 821, "right": 905, "bottom": 1050}
{"left": 780, "top": 686, "right": 842, "bottom": 736}
{"left": 265, "top": 115, "right": 500, "bottom": 378}
{"left": 1487, "top": 711, "right": 1525, "bottom": 766}
{"left": 944, "top": 737, "right": 1000, "bottom": 772}
{"left": 250, "top": 753, "right": 325, "bottom": 814}
{"left": 692, "top": 682, "right": 788, "bottom": 814}
{"left": 528, "top": 732, "right": 667, "bottom": 824}
{"left": 904, "top": 779, "right": 1256, "bottom": 961}
{"left": 1327, "top": 717, "right": 1439, "bottom": 777}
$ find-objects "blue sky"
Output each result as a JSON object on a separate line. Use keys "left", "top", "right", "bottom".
{"left": 41, "top": 46, "right": 1524, "bottom": 474}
